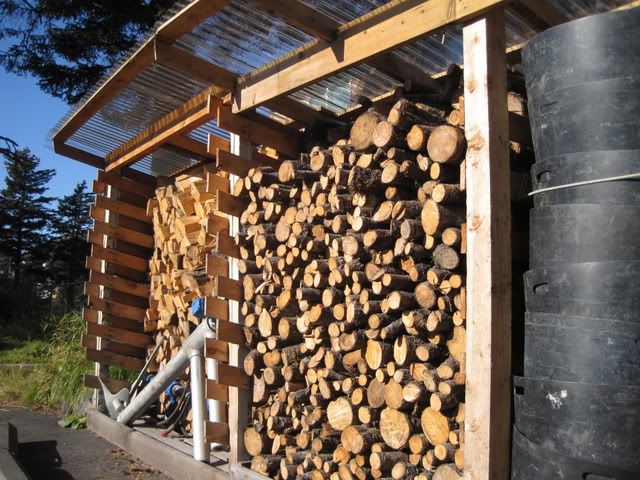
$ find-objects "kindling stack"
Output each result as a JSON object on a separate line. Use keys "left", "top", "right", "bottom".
{"left": 236, "top": 94, "right": 468, "bottom": 480}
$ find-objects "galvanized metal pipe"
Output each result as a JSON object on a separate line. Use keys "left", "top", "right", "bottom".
{"left": 116, "top": 319, "right": 215, "bottom": 426}
{"left": 188, "top": 347, "right": 209, "bottom": 462}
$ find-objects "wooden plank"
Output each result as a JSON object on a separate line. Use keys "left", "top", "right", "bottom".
{"left": 94, "top": 196, "right": 149, "bottom": 222}
{"left": 90, "top": 205, "right": 153, "bottom": 235}
{"left": 91, "top": 219, "right": 154, "bottom": 248}
{"left": 206, "top": 254, "right": 229, "bottom": 277}
{"left": 89, "top": 270, "right": 149, "bottom": 299}
{"left": 85, "top": 282, "right": 149, "bottom": 309}
{"left": 215, "top": 276, "right": 243, "bottom": 302}
{"left": 87, "top": 323, "right": 151, "bottom": 349}
{"left": 53, "top": 142, "right": 106, "bottom": 168}
{"left": 205, "top": 338, "right": 229, "bottom": 362}
{"left": 86, "top": 297, "right": 146, "bottom": 322}
{"left": 204, "top": 421, "right": 230, "bottom": 445}
{"left": 217, "top": 107, "right": 301, "bottom": 158}
{"left": 83, "top": 307, "right": 144, "bottom": 333}
{"left": 82, "top": 334, "right": 146, "bottom": 359}
{"left": 510, "top": 0, "right": 568, "bottom": 31}
{"left": 85, "top": 346, "right": 145, "bottom": 371}
{"left": 234, "top": 0, "right": 506, "bottom": 112}
{"left": 204, "top": 297, "right": 230, "bottom": 322}
{"left": 217, "top": 364, "right": 250, "bottom": 390}
{"left": 216, "top": 233, "right": 240, "bottom": 259}
{"left": 165, "top": 133, "right": 217, "bottom": 163}
{"left": 215, "top": 149, "right": 261, "bottom": 177}
{"left": 84, "top": 374, "right": 130, "bottom": 392}
{"left": 463, "top": 9, "right": 511, "bottom": 480}
{"left": 206, "top": 174, "right": 231, "bottom": 194}
{"left": 206, "top": 215, "right": 230, "bottom": 236}
{"left": 107, "top": 96, "right": 219, "bottom": 172}
{"left": 86, "top": 256, "right": 147, "bottom": 284}
{"left": 98, "top": 171, "right": 156, "bottom": 195}
{"left": 215, "top": 190, "right": 246, "bottom": 218}
{"left": 217, "top": 318, "right": 244, "bottom": 345}
{"left": 90, "top": 244, "right": 149, "bottom": 272}
{"left": 206, "top": 380, "right": 230, "bottom": 402}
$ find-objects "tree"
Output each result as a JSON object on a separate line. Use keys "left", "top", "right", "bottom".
{"left": 0, "top": 0, "right": 175, "bottom": 104}
{"left": 0, "top": 147, "right": 55, "bottom": 287}
{"left": 49, "top": 181, "right": 93, "bottom": 308}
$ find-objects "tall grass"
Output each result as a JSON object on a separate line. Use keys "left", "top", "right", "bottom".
{"left": 22, "top": 312, "right": 93, "bottom": 412}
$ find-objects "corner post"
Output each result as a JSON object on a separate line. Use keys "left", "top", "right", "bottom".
{"left": 227, "top": 133, "right": 251, "bottom": 465}
{"left": 462, "top": 8, "right": 512, "bottom": 480}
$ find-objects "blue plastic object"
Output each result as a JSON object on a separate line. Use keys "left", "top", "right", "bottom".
{"left": 191, "top": 297, "right": 205, "bottom": 318}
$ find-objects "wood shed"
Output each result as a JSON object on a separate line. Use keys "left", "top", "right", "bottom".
{"left": 50, "top": 1, "right": 638, "bottom": 479}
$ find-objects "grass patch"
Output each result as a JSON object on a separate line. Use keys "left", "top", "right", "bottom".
{"left": 0, "top": 337, "right": 47, "bottom": 364}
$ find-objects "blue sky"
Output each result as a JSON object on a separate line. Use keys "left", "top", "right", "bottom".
{"left": 0, "top": 70, "right": 96, "bottom": 200}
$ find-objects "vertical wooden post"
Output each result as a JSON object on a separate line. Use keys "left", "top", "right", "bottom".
{"left": 463, "top": 8, "right": 511, "bottom": 480}
{"left": 228, "top": 133, "right": 251, "bottom": 465}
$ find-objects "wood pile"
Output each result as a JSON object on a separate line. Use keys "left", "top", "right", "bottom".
{"left": 238, "top": 95, "right": 469, "bottom": 480}
{"left": 145, "top": 172, "right": 230, "bottom": 407}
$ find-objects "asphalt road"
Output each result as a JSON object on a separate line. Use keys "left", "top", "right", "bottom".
{"left": 0, "top": 407, "right": 171, "bottom": 480}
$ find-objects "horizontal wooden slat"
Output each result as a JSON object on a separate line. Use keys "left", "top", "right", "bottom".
{"left": 94, "top": 196, "right": 149, "bottom": 222}
{"left": 90, "top": 245, "right": 149, "bottom": 272}
{"left": 205, "top": 338, "right": 229, "bottom": 362}
{"left": 87, "top": 323, "right": 151, "bottom": 348}
{"left": 83, "top": 307, "right": 144, "bottom": 333}
{"left": 53, "top": 142, "right": 105, "bottom": 168}
{"left": 204, "top": 297, "right": 230, "bottom": 322}
{"left": 215, "top": 276, "right": 243, "bottom": 302}
{"left": 85, "top": 282, "right": 149, "bottom": 309}
{"left": 215, "top": 190, "right": 246, "bottom": 218}
{"left": 91, "top": 219, "right": 154, "bottom": 248}
{"left": 217, "top": 364, "right": 250, "bottom": 390}
{"left": 216, "top": 233, "right": 240, "bottom": 259}
{"left": 165, "top": 133, "right": 217, "bottom": 163}
{"left": 87, "top": 295, "right": 146, "bottom": 322}
{"left": 206, "top": 254, "right": 228, "bottom": 277}
{"left": 204, "top": 421, "right": 230, "bottom": 445}
{"left": 85, "top": 346, "right": 145, "bottom": 371}
{"left": 217, "top": 319, "right": 245, "bottom": 345}
{"left": 83, "top": 334, "right": 146, "bottom": 359}
{"left": 98, "top": 171, "right": 156, "bottom": 196}
{"left": 90, "top": 270, "right": 149, "bottom": 298}
{"left": 215, "top": 149, "right": 263, "bottom": 177}
{"left": 217, "top": 107, "right": 301, "bottom": 158}
{"left": 206, "top": 173, "right": 231, "bottom": 194}
{"left": 90, "top": 205, "right": 154, "bottom": 235}
{"left": 205, "top": 215, "right": 230, "bottom": 235}
{"left": 206, "top": 380, "right": 230, "bottom": 402}
{"left": 84, "top": 374, "right": 130, "bottom": 392}
{"left": 86, "top": 256, "right": 147, "bottom": 283}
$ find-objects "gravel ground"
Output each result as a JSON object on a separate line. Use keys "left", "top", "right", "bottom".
{"left": 0, "top": 406, "right": 171, "bottom": 480}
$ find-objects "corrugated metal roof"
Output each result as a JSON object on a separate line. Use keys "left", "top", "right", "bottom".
{"left": 51, "top": 0, "right": 632, "bottom": 176}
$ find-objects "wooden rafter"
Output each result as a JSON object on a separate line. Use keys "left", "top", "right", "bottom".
{"left": 106, "top": 95, "right": 220, "bottom": 172}
{"left": 234, "top": 0, "right": 508, "bottom": 113}
{"left": 249, "top": 0, "right": 440, "bottom": 95}
{"left": 510, "top": 0, "right": 568, "bottom": 31}
{"left": 52, "top": 0, "right": 231, "bottom": 145}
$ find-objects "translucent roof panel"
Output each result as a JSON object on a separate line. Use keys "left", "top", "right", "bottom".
{"left": 52, "top": 0, "right": 633, "bottom": 177}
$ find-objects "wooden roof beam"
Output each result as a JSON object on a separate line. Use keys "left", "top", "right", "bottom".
{"left": 106, "top": 95, "right": 220, "bottom": 172}
{"left": 510, "top": 0, "right": 568, "bottom": 31}
{"left": 52, "top": 0, "right": 231, "bottom": 145}
{"left": 249, "top": 0, "right": 440, "bottom": 96}
{"left": 234, "top": 0, "right": 508, "bottom": 113}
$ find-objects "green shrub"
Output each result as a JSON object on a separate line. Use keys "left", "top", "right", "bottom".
{"left": 23, "top": 312, "right": 92, "bottom": 412}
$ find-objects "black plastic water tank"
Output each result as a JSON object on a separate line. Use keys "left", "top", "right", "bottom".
{"left": 524, "top": 313, "right": 640, "bottom": 385}
{"left": 523, "top": 9, "right": 640, "bottom": 162}
{"left": 530, "top": 150, "right": 640, "bottom": 207}
{"left": 513, "top": 376, "right": 640, "bottom": 472}
{"left": 529, "top": 204, "right": 640, "bottom": 268}
{"left": 524, "top": 262, "right": 640, "bottom": 321}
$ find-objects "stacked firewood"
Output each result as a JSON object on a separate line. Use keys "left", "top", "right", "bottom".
{"left": 145, "top": 173, "right": 226, "bottom": 371}
{"left": 238, "top": 96, "right": 468, "bottom": 480}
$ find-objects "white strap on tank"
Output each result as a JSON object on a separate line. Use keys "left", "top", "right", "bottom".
{"left": 528, "top": 172, "right": 640, "bottom": 196}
